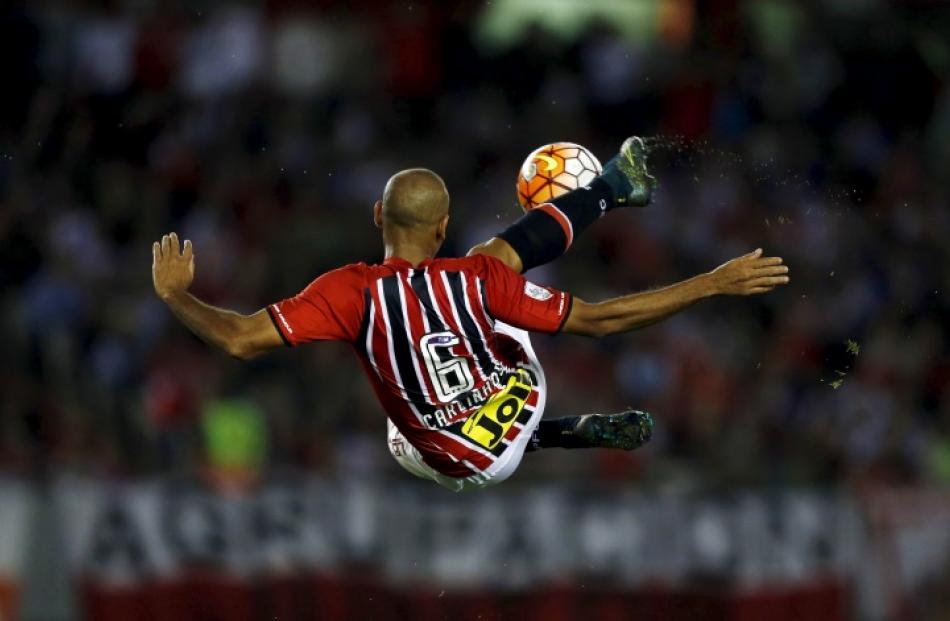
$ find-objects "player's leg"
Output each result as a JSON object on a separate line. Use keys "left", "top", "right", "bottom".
{"left": 469, "top": 136, "right": 657, "bottom": 273}
{"left": 526, "top": 409, "right": 654, "bottom": 452}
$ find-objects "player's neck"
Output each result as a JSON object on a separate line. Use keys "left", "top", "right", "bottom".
{"left": 384, "top": 243, "right": 434, "bottom": 267}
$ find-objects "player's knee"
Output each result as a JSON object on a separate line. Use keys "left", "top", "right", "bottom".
{"left": 497, "top": 209, "right": 568, "bottom": 272}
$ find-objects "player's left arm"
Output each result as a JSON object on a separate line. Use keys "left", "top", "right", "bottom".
{"left": 563, "top": 249, "right": 789, "bottom": 337}
{"left": 152, "top": 232, "right": 283, "bottom": 359}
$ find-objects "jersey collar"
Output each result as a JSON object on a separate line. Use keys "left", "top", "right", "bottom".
{"left": 384, "top": 256, "right": 433, "bottom": 269}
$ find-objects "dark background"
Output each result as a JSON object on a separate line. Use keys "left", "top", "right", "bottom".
{"left": 1, "top": 1, "right": 949, "bottom": 619}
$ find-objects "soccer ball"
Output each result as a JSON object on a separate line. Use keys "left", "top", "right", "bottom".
{"left": 516, "top": 142, "right": 603, "bottom": 211}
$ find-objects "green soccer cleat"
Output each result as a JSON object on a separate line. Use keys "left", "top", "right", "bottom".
{"left": 573, "top": 409, "right": 654, "bottom": 451}
{"left": 601, "top": 136, "right": 657, "bottom": 208}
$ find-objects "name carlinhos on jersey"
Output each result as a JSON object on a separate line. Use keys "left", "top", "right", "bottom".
{"left": 422, "top": 369, "right": 527, "bottom": 430}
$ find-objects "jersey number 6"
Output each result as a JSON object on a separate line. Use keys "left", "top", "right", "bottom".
{"left": 420, "top": 332, "right": 475, "bottom": 403}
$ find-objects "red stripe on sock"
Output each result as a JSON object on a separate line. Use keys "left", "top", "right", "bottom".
{"left": 536, "top": 203, "right": 574, "bottom": 250}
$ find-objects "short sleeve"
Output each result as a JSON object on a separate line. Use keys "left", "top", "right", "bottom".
{"left": 478, "top": 255, "right": 572, "bottom": 334}
{"left": 267, "top": 265, "right": 366, "bottom": 346}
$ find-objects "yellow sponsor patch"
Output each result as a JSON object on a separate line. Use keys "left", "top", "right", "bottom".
{"left": 461, "top": 371, "right": 533, "bottom": 450}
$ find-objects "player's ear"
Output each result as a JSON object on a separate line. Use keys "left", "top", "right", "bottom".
{"left": 373, "top": 200, "right": 383, "bottom": 228}
{"left": 436, "top": 214, "right": 449, "bottom": 242}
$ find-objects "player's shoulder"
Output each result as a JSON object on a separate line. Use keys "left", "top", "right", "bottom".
{"left": 431, "top": 253, "right": 509, "bottom": 276}
{"left": 312, "top": 262, "right": 371, "bottom": 288}
{"left": 336, "top": 261, "right": 372, "bottom": 274}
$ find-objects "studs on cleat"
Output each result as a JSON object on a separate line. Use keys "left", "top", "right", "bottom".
{"left": 574, "top": 409, "right": 654, "bottom": 451}
{"left": 603, "top": 136, "right": 657, "bottom": 208}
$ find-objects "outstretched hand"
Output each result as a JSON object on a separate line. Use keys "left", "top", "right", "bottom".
{"left": 708, "top": 248, "right": 789, "bottom": 296}
{"left": 152, "top": 232, "right": 195, "bottom": 300}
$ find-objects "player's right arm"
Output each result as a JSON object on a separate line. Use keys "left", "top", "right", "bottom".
{"left": 562, "top": 249, "right": 789, "bottom": 337}
{"left": 152, "top": 233, "right": 284, "bottom": 359}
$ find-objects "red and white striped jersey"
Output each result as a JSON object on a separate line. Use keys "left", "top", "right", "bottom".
{"left": 267, "top": 254, "right": 572, "bottom": 478}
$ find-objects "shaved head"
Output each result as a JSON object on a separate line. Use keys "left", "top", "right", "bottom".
{"left": 382, "top": 168, "right": 450, "bottom": 229}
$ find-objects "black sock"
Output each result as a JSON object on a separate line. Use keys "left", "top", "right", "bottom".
{"left": 546, "top": 176, "right": 617, "bottom": 241}
{"left": 526, "top": 416, "right": 588, "bottom": 451}
{"left": 498, "top": 177, "right": 615, "bottom": 272}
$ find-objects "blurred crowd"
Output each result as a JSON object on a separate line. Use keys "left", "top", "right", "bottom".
{"left": 2, "top": 0, "right": 949, "bottom": 491}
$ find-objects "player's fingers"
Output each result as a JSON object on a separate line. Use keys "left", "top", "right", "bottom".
{"left": 751, "top": 275, "right": 789, "bottom": 287}
{"left": 755, "top": 265, "right": 789, "bottom": 276}
{"left": 169, "top": 232, "right": 180, "bottom": 255}
{"left": 754, "top": 256, "right": 784, "bottom": 267}
{"left": 152, "top": 241, "right": 161, "bottom": 263}
{"left": 182, "top": 239, "right": 193, "bottom": 260}
{"left": 746, "top": 285, "right": 776, "bottom": 295}
{"left": 161, "top": 234, "right": 170, "bottom": 256}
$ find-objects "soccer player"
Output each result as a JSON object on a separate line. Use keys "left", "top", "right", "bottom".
{"left": 152, "top": 137, "right": 790, "bottom": 491}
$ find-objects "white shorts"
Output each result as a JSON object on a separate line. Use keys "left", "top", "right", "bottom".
{"left": 387, "top": 323, "right": 546, "bottom": 492}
